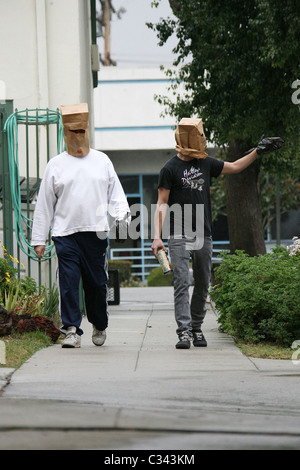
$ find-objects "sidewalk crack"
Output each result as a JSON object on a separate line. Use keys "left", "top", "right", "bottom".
{"left": 134, "top": 306, "right": 154, "bottom": 372}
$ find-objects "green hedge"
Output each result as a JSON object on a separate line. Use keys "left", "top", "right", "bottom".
{"left": 108, "top": 259, "right": 132, "bottom": 283}
{"left": 210, "top": 247, "right": 300, "bottom": 347}
{"left": 147, "top": 267, "right": 173, "bottom": 286}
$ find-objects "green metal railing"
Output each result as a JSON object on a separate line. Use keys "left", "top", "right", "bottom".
{"left": 1, "top": 102, "right": 64, "bottom": 288}
{"left": 0, "top": 101, "right": 14, "bottom": 259}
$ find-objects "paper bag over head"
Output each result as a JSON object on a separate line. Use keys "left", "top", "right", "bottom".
{"left": 175, "top": 118, "right": 208, "bottom": 159}
{"left": 61, "top": 103, "right": 90, "bottom": 157}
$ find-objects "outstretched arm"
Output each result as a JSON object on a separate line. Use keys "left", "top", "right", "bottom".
{"left": 221, "top": 149, "right": 258, "bottom": 175}
{"left": 221, "top": 136, "right": 284, "bottom": 175}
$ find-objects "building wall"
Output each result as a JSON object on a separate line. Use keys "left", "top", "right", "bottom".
{"left": 0, "top": 0, "right": 95, "bottom": 144}
{"left": 0, "top": 0, "right": 96, "bottom": 286}
{"left": 95, "top": 67, "right": 176, "bottom": 152}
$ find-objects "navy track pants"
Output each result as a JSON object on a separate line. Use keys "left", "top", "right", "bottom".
{"left": 52, "top": 232, "right": 108, "bottom": 336}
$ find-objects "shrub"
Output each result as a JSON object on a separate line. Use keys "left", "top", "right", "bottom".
{"left": 0, "top": 255, "right": 18, "bottom": 298}
{"left": 210, "top": 247, "right": 300, "bottom": 347}
{"left": 121, "top": 276, "right": 142, "bottom": 287}
{"left": 108, "top": 259, "right": 132, "bottom": 283}
{"left": 0, "top": 244, "right": 60, "bottom": 334}
{"left": 287, "top": 236, "right": 300, "bottom": 257}
{"left": 147, "top": 266, "right": 173, "bottom": 287}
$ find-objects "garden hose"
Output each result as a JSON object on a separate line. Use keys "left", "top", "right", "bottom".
{"left": 3, "top": 108, "right": 65, "bottom": 261}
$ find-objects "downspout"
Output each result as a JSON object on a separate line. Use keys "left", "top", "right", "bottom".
{"left": 35, "top": 0, "right": 49, "bottom": 108}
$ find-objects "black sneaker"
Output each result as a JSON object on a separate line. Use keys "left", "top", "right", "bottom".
{"left": 192, "top": 330, "right": 207, "bottom": 347}
{"left": 176, "top": 332, "right": 192, "bottom": 349}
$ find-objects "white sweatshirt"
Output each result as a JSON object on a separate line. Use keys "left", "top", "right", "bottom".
{"left": 31, "top": 149, "right": 130, "bottom": 246}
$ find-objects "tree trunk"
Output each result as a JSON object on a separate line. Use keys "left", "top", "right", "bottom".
{"left": 225, "top": 141, "right": 266, "bottom": 256}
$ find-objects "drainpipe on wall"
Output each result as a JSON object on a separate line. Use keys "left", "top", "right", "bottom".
{"left": 35, "top": 0, "right": 49, "bottom": 108}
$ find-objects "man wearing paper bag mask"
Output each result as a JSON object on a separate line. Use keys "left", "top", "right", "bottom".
{"left": 61, "top": 103, "right": 90, "bottom": 157}
{"left": 175, "top": 117, "right": 208, "bottom": 160}
{"left": 152, "top": 117, "right": 284, "bottom": 350}
{"left": 31, "top": 103, "right": 130, "bottom": 349}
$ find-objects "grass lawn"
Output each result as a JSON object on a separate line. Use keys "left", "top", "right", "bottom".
{"left": 1, "top": 331, "right": 57, "bottom": 369}
{"left": 236, "top": 341, "right": 293, "bottom": 360}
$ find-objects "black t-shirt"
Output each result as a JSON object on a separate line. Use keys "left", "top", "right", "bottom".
{"left": 158, "top": 155, "right": 224, "bottom": 237}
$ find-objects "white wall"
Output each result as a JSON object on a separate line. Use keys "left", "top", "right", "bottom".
{"left": 94, "top": 67, "right": 179, "bottom": 151}
{"left": 0, "top": 0, "right": 96, "bottom": 286}
{"left": 0, "top": 0, "right": 95, "bottom": 145}
{"left": 0, "top": 0, "right": 39, "bottom": 108}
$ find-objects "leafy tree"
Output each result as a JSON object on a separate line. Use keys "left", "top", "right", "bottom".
{"left": 149, "top": 0, "right": 300, "bottom": 255}
{"left": 211, "top": 169, "right": 300, "bottom": 233}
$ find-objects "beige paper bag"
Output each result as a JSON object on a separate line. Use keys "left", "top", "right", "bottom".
{"left": 61, "top": 103, "right": 90, "bottom": 157}
{"left": 175, "top": 118, "right": 208, "bottom": 159}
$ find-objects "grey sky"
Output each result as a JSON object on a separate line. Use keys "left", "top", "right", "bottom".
{"left": 98, "top": 0, "right": 178, "bottom": 67}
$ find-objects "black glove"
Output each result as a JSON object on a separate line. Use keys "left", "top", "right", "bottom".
{"left": 256, "top": 136, "right": 284, "bottom": 155}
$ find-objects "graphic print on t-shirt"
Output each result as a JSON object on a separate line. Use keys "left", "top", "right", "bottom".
{"left": 158, "top": 155, "right": 224, "bottom": 237}
{"left": 181, "top": 166, "right": 205, "bottom": 191}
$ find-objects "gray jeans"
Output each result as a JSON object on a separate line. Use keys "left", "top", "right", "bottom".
{"left": 168, "top": 236, "right": 213, "bottom": 336}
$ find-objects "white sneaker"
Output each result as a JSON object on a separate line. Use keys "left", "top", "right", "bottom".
{"left": 61, "top": 326, "right": 81, "bottom": 348}
{"left": 92, "top": 326, "right": 107, "bottom": 346}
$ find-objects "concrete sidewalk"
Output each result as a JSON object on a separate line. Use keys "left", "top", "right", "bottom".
{"left": 1, "top": 286, "right": 300, "bottom": 450}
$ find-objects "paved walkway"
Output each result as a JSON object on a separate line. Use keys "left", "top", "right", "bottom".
{"left": 1, "top": 287, "right": 300, "bottom": 450}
